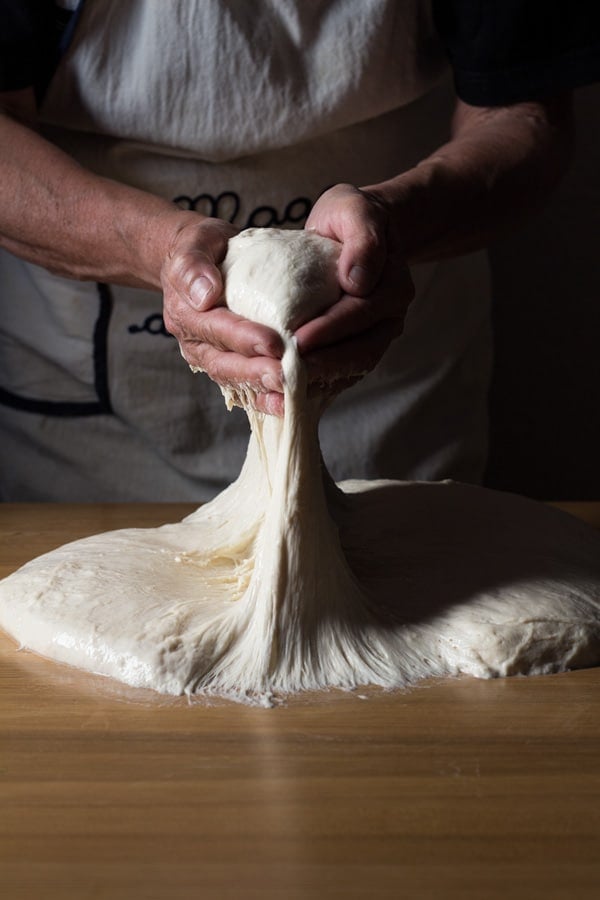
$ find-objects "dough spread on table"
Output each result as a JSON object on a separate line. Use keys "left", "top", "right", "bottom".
{"left": 1, "top": 229, "right": 600, "bottom": 704}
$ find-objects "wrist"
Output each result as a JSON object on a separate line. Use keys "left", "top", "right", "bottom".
{"left": 127, "top": 207, "right": 206, "bottom": 290}
{"left": 359, "top": 175, "right": 427, "bottom": 263}
{"left": 100, "top": 182, "right": 208, "bottom": 290}
{"left": 361, "top": 156, "right": 484, "bottom": 265}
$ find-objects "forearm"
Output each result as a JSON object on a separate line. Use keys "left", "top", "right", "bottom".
{"left": 0, "top": 95, "right": 197, "bottom": 288}
{"left": 0, "top": 89, "right": 274, "bottom": 399}
{"left": 363, "top": 95, "right": 574, "bottom": 264}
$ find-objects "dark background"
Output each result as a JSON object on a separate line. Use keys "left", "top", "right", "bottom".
{"left": 485, "top": 83, "right": 600, "bottom": 501}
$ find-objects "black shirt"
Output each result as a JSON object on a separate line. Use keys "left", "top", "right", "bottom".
{"left": 434, "top": 0, "right": 600, "bottom": 104}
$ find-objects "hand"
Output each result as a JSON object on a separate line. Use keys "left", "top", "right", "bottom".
{"left": 297, "top": 183, "right": 414, "bottom": 399}
{"left": 161, "top": 215, "right": 285, "bottom": 409}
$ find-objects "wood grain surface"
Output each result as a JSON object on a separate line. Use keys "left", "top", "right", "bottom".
{"left": 1, "top": 503, "right": 599, "bottom": 900}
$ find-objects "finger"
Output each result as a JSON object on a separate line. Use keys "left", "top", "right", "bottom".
{"left": 294, "top": 289, "right": 398, "bottom": 353}
{"left": 253, "top": 391, "right": 285, "bottom": 417}
{"left": 171, "top": 306, "right": 284, "bottom": 359}
{"left": 180, "top": 341, "right": 284, "bottom": 394}
{"left": 307, "top": 374, "right": 364, "bottom": 400}
{"left": 301, "top": 318, "right": 403, "bottom": 386}
{"left": 295, "top": 262, "right": 414, "bottom": 354}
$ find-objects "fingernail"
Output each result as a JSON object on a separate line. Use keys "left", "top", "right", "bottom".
{"left": 261, "top": 372, "right": 282, "bottom": 392}
{"left": 264, "top": 393, "right": 284, "bottom": 417}
{"left": 253, "top": 344, "right": 271, "bottom": 357}
{"left": 189, "top": 276, "right": 213, "bottom": 309}
{"left": 349, "top": 265, "right": 370, "bottom": 289}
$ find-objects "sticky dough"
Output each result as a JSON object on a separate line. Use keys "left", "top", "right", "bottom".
{"left": 1, "top": 228, "right": 600, "bottom": 704}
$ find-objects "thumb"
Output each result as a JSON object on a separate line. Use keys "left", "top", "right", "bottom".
{"left": 188, "top": 259, "right": 224, "bottom": 310}
{"left": 162, "top": 216, "right": 235, "bottom": 311}
{"left": 338, "top": 235, "right": 387, "bottom": 296}
{"left": 306, "top": 183, "right": 388, "bottom": 296}
{"left": 337, "top": 205, "right": 387, "bottom": 296}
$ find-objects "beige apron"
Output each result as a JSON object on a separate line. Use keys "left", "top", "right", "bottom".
{"left": 0, "top": 0, "right": 491, "bottom": 501}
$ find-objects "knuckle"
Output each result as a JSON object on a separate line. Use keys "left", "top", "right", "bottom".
{"left": 162, "top": 313, "right": 176, "bottom": 336}
{"left": 351, "top": 295, "right": 377, "bottom": 327}
{"left": 324, "top": 182, "right": 357, "bottom": 200}
{"left": 194, "top": 343, "right": 223, "bottom": 380}
{"left": 198, "top": 312, "right": 227, "bottom": 352}
{"left": 356, "top": 228, "right": 382, "bottom": 256}
{"left": 343, "top": 294, "right": 378, "bottom": 329}
{"left": 162, "top": 305, "right": 180, "bottom": 338}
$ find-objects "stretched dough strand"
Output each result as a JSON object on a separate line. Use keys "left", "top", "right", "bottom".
{"left": 1, "top": 229, "right": 599, "bottom": 704}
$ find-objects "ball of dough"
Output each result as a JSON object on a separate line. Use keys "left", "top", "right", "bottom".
{"left": 222, "top": 228, "right": 341, "bottom": 334}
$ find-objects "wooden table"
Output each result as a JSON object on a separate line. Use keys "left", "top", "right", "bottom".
{"left": 1, "top": 503, "right": 599, "bottom": 900}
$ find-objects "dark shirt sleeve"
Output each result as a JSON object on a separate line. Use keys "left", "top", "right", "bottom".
{"left": 0, "top": 0, "right": 38, "bottom": 91}
{"left": 0, "top": 0, "right": 77, "bottom": 97}
{"left": 433, "top": 0, "right": 600, "bottom": 106}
